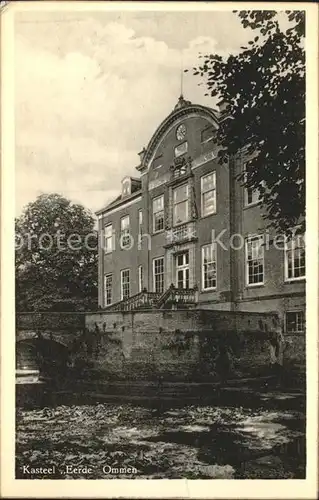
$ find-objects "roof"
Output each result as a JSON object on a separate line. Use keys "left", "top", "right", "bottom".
{"left": 130, "top": 176, "right": 141, "bottom": 183}
{"left": 136, "top": 96, "right": 220, "bottom": 173}
{"left": 95, "top": 96, "right": 221, "bottom": 216}
{"left": 95, "top": 188, "right": 142, "bottom": 216}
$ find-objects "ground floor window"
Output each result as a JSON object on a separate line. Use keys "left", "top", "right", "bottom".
{"left": 176, "top": 251, "right": 189, "bottom": 289}
{"left": 120, "top": 269, "right": 130, "bottom": 300}
{"left": 245, "top": 235, "right": 264, "bottom": 285}
{"left": 202, "top": 243, "right": 217, "bottom": 290}
{"left": 104, "top": 273, "right": 112, "bottom": 306}
{"left": 285, "top": 310, "right": 305, "bottom": 333}
{"left": 153, "top": 257, "right": 164, "bottom": 293}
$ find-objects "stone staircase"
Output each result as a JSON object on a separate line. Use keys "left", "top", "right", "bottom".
{"left": 103, "top": 284, "right": 198, "bottom": 312}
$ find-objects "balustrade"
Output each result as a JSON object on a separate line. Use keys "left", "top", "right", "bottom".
{"left": 166, "top": 221, "right": 197, "bottom": 246}
{"left": 104, "top": 290, "right": 162, "bottom": 312}
{"left": 104, "top": 284, "right": 198, "bottom": 312}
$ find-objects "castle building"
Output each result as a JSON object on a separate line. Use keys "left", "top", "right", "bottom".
{"left": 96, "top": 96, "right": 305, "bottom": 334}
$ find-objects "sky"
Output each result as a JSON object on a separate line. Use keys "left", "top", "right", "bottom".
{"left": 14, "top": 8, "right": 253, "bottom": 217}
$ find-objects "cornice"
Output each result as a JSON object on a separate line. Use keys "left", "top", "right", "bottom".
{"left": 95, "top": 191, "right": 142, "bottom": 217}
{"left": 136, "top": 104, "right": 219, "bottom": 173}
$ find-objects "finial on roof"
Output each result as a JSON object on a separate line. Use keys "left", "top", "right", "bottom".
{"left": 180, "top": 51, "right": 184, "bottom": 97}
{"left": 174, "top": 51, "right": 191, "bottom": 110}
{"left": 174, "top": 94, "right": 192, "bottom": 110}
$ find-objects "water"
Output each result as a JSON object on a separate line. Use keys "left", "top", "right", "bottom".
{"left": 16, "top": 389, "right": 305, "bottom": 479}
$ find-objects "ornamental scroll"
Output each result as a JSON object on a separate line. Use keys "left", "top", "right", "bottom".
{"left": 165, "top": 187, "right": 173, "bottom": 230}
{"left": 189, "top": 177, "right": 199, "bottom": 220}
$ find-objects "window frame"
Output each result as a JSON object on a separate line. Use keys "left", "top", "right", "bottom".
{"left": 284, "top": 232, "right": 306, "bottom": 282}
{"left": 201, "top": 243, "right": 217, "bottom": 291}
{"left": 138, "top": 209, "right": 143, "bottom": 235}
{"left": 153, "top": 256, "right": 165, "bottom": 294}
{"left": 285, "top": 310, "right": 305, "bottom": 333}
{"left": 174, "top": 141, "right": 188, "bottom": 158}
{"left": 201, "top": 125, "right": 215, "bottom": 144}
{"left": 152, "top": 195, "right": 165, "bottom": 233}
{"left": 201, "top": 171, "right": 217, "bottom": 217}
{"left": 104, "top": 224, "right": 113, "bottom": 254}
{"left": 176, "top": 251, "right": 190, "bottom": 289}
{"left": 104, "top": 273, "right": 112, "bottom": 306}
{"left": 120, "top": 268, "right": 130, "bottom": 300}
{"left": 243, "top": 161, "right": 262, "bottom": 208}
{"left": 120, "top": 215, "right": 130, "bottom": 248}
{"left": 245, "top": 235, "right": 265, "bottom": 287}
{"left": 173, "top": 183, "right": 189, "bottom": 226}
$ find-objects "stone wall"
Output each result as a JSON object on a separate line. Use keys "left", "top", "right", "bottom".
{"left": 16, "top": 309, "right": 305, "bottom": 382}
{"left": 284, "top": 333, "right": 306, "bottom": 373}
{"left": 84, "top": 309, "right": 281, "bottom": 381}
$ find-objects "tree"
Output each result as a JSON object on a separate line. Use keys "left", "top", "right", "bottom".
{"left": 15, "top": 194, "right": 98, "bottom": 311}
{"left": 188, "top": 10, "right": 305, "bottom": 234}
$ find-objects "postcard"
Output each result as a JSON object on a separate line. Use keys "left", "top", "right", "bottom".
{"left": 1, "top": 1, "right": 318, "bottom": 498}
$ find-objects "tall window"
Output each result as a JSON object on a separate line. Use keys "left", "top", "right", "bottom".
{"left": 153, "top": 195, "right": 164, "bottom": 233}
{"left": 176, "top": 251, "right": 189, "bottom": 289}
{"left": 104, "top": 224, "right": 113, "bottom": 254}
{"left": 201, "top": 172, "right": 216, "bottom": 217}
{"left": 138, "top": 209, "right": 143, "bottom": 234}
{"left": 245, "top": 236, "right": 264, "bottom": 285}
{"left": 104, "top": 274, "right": 112, "bottom": 306}
{"left": 285, "top": 311, "right": 305, "bottom": 333}
{"left": 153, "top": 257, "right": 164, "bottom": 293}
{"left": 173, "top": 184, "right": 189, "bottom": 225}
{"left": 244, "top": 161, "right": 261, "bottom": 207}
{"left": 138, "top": 265, "right": 143, "bottom": 292}
{"left": 202, "top": 244, "right": 217, "bottom": 290}
{"left": 121, "top": 269, "right": 130, "bottom": 300}
{"left": 285, "top": 233, "right": 305, "bottom": 281}
{"left": 120, "top": 215, "right": 130, "bottom": 248}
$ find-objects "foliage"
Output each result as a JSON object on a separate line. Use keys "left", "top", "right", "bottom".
{"left": 188, "top": 10, "right": 305, "bottom": 233}
{"left": 15, "top": 194, "right": 98, "bottom": 311}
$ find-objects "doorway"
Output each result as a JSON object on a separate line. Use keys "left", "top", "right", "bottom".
{"left": 175, "top": 251, "right": 190, "bottom": 289}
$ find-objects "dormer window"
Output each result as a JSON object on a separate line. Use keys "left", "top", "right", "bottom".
{"left": 122, "top": 177, "right": 131, "bottom": 197}
{"left": 201, "top": 125, "right": 215, "bottom": 144}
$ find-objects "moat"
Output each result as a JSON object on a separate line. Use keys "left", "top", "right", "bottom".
{"left": 16, "top": 383, "right": 306, "bottom": 480}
